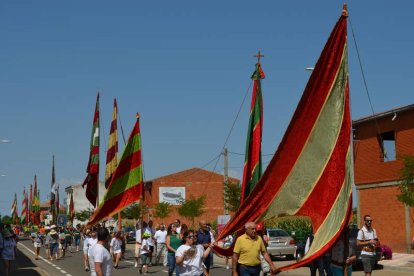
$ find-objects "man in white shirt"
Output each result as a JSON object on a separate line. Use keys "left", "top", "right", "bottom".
{"left": 91, "top": 228, "right": 112, "bottom": 276}
{"left": 153, "top": 224, "right": 167, "bottom": 266}
{"left": 357, "top": 215, "right": 379, "bottom": 276}
{"left": 87, "top": 230, "right": 98, "bottom": 275}
{"left": 135, "top": 222, "right": 142, "bottom": 268}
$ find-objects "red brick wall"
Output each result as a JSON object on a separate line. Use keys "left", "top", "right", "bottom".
{"left": 354, "top": 107, "right": 414, "bottom": 253}
{"left": 354, "top": 110, "right": 414, "bottom": 184}
{"left": 358, "top": 186, "right": 414, "bottom": 252}
{"left": 143, "top": 168, "right": 239, "bottom": 227}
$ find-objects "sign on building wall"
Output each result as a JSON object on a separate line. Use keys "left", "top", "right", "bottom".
{"left": 159, "top": 187, "right": 185, "bottom": 205}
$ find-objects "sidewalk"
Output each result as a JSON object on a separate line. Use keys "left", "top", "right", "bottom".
{"left": 378, "top": 252, "right": 414, "bottom": 272}
{"left": 0, "top": 243, "right": 52, "bottom": 276}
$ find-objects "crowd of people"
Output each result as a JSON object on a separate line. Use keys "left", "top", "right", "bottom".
{"left": 0, "top": 214, "right": 382, "bottom": 276}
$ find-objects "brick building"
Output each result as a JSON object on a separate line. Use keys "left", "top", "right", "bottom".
{"left": 353, "top": 104, "right": 414, "bottom": 253}
{"left": 143, "top": 167, "right": 239, "bottom": 226}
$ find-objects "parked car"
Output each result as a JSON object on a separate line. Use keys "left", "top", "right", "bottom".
{"left": 124, "top": 226, "right": 136, "bottom": 244}
{"left": 266, "top": 228, "right": 296, "bottom": 260}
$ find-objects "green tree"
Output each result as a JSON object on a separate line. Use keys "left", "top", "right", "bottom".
{"left": 178, "top": 195, "right": 206, "bottom": 227}
{"left": 75, "top": 208, "right": 93, "bottom": 222}
{"left": 153, "top": 202, "right": 172, "bottom": 223}
{"left": 397, "top": 155, "right": 414, "bottom": 207}
{"left": 120, "top": 202, "right": 144, "bottom": 220}
{"left": 224, "top": 182, "right": 241, "bottom": 212}
{"left": 1, "top": 215, "right": 13, "bottom": 224}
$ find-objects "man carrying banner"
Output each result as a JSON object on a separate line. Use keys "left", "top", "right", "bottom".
{"left": 232, "top": 222, "right": 280, "bottom": 276}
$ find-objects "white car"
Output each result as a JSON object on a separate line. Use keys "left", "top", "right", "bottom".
{"left": 266, "top": 228, "right": 296, "bottom": 260}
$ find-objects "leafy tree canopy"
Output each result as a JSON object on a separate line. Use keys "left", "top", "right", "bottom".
{"left": 397, "top": 155, "right": 414, "bottom": 207}
{"left": 178, "top": 195, "right": 206, "bottom": 227}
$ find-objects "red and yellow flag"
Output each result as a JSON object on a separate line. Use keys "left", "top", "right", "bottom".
{"left": 69, "top": 192, "right": 75, "bottom": 223}
{"left": 216, "top": 7, "right": 352, "bottom": 271}
{"left": 82, "top": 93, "right": 100, "bottom": 207}
{"left": 32, "top": 175, "right": 40, "bottom": 225}
{"left": 105, "top": 99, "right": 119, "bottom": 188}
{"left": 88, "top": 114, "right": 144, "bottom": 226}
{"left": 240, "top": 62, "right": 264, "bottom": 203}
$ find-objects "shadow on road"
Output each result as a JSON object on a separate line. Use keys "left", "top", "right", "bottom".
{"left": 0, "top": 247, "right": 42, "bottom": 276}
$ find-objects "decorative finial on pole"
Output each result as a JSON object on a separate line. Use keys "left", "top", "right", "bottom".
{"left": 136, "top": 113, "right": 140, "bottom": 119}
{"left": 342, "top": 3, "right": 349, "bottom": 17}
{"left": 254, "top": 50, "right": 264, "bottom": 64}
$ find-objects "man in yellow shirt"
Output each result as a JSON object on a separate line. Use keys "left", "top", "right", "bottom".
{"left": 232, "top": 222, "right": 280, "bottom": 276}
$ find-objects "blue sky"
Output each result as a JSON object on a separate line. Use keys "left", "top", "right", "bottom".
{"left": 1, "top": 1, "right": 413, "bottom": 216}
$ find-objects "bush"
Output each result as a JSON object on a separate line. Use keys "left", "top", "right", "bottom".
{"left": 265, "top": 216, "right": 312, "bottom": 242}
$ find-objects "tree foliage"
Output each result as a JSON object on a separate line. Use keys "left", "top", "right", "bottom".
{"left": 266, "top": 216, "right": 312, "bottom": 242}
{"left": 120, "top": 202, "right": 144, "bottom": 220}
{"left": 397, "top": 155, "right": 414, "bottom": 207}
{"left": 75, "top": 208, "right": 93, "bottom": 222}
{"left": 224, "top": 182, "right": 241, "bottom": 212}
{"left": 1, "top": 215, "right": 13, "bottom": 224}
{"left": 178, "top": 195, "right": 206, "bottom": 227}
{"left": 153, "top": 202, "right": 172, "bottom": 222}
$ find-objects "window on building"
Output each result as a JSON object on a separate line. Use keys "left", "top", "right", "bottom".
{"left": 379, "top": 131, "right": 396, "bottom": 162}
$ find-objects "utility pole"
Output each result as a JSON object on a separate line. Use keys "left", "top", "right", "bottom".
{"left": 223, "top": 148, "right": 229, "bottom": 215}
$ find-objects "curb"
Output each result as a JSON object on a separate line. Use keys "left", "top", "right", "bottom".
{"left": 17, "top": 243, "right": 53, "bottom": 276}
{"left": 381, "top": 264, "right": 414, "bottom": 273}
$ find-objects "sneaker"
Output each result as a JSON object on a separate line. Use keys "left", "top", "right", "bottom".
{"left": 85, "top": 267, "right": 89, "bottom": 272}
{"left": 139, "top": 268, "right": 142, "bottom": 274}
{"left": 134, "top": 262, "right": 138, "bottom": 268}
{"left": 226, "top": 265, "right": 230, "bottom": 270}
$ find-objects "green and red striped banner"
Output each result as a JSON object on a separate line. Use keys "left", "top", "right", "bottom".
{"left": 216, "top": 8, "right": 352, "bottom": 271}
{"left": 82, "top": 93, "right": 100, "bottom": 207}
{"left": 240, "top": 62, "right": 264, "bottom": 203}
{"left": 105, "top": 98, "right": 119, "bottom": 188}
{"left": 88, "top": 114, "right": 144, "bottom": 226}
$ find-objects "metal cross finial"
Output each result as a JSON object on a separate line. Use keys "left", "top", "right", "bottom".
{"left": 254, "top": 50, "right": 264, "bottom": 63}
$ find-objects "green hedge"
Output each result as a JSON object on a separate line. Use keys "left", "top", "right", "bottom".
{"left": 265, "top": 216, "right": 312, "bottom": 242}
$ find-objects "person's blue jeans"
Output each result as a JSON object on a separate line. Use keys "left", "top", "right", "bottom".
{"left": 238, "top": 264, "right": 261, "bottom": 276}
{"left": 167, "top": 253, "right": 179, "bottom": 276}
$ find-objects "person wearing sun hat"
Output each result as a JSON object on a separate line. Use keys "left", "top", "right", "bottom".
{"left": 31, "top": 227, "right": 44, "bottom": 260}
{"left": 47, "top": 227, "right": 60, "bottom": 261}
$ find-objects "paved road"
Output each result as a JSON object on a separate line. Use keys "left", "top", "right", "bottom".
{"left": 16, "top": 238, "right": 413, "bottom": 276}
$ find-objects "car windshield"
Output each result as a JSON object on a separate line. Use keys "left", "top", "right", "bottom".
{"left": 267, "top": 229, "right": 289, "bottom": 237}
{"left": 124, "top": 227, "right": 135, "bottom": 232}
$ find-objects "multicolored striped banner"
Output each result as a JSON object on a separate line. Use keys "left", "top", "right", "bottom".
{"left": 11, "top": 193, "right": 18, "bottom": 223}
{"left": 69, "top": 192, "right": 75, "bottom": 223}
{"left": 105, "top": 98, "right": 119, "bottom": 188}
{"left": 21, "top": 188, "right": 28, "bottom": 224}
{"left": 240, "top": 62, "right": 264, "bottom": 203}
{"left": 32, "top": 175, "right": 40, "bottom": 225}
{"left": 29, "top": 184, "right": 33, "bottom": 224}
{"left": 88, "top": 114, "right": 144, "bottom": 226}
{"left": 50, "top": 155, "right": 56, "bottom": 222}
{"left": 216, "top": 7, "right": 352, "bottom": 272}
{"left": 82, "top": 93, "right": 100, "bottom": 207}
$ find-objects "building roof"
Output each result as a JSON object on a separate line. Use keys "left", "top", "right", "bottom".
{"left": 353, "top": 103, "right": 414, "bottom": 125}
{"left": 149, "top": 167, "right": 240, "bottom": 183}
{"left": 40, "top": 200, "right": 65, "bottom": 211}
